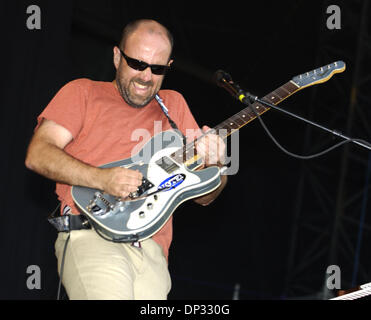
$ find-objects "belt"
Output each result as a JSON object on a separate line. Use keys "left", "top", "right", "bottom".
{"left": 48, "top": 213, "right": 91, "bottom": 232}
{"left": 47, "top": 205, "right": 141, "bottom": 248}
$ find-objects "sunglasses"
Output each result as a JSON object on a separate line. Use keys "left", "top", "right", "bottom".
{"left": 119, "top": 48, "right": 171, "bottom": 75}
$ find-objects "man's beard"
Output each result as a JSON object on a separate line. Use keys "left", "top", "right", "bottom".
{"left": 116, "top": 75, "right": 157, "bottom": 109}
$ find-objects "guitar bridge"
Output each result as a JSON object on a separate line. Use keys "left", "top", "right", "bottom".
{"left": 87, "top": 192, "right": 114, "bottom": 217}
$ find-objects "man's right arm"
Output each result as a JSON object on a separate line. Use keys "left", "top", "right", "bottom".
{"left": 25, "top": 119, "right": 142, "bottom": 198}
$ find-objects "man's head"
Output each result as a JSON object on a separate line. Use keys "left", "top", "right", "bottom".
{"left": 113, "top": 19, "right": 174, "bottom": 108}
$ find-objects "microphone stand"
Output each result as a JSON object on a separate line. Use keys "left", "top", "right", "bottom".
{"left": 241, "top": 92, "right": 371, "bottom": 151}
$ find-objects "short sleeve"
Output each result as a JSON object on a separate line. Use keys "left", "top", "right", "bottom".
{"left": 35, "top": 79, "right": 89, "bottom": 139}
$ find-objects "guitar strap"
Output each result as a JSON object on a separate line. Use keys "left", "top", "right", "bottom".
{"left": 155, "top": 94, "right": 187, "bottom": 146}
{"left": 48, "top": 203, "right": 90, "bottom": 232}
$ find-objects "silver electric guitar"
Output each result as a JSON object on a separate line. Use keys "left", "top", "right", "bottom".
{"left": 71, "top": 61, "right": 346, "bottom": 242}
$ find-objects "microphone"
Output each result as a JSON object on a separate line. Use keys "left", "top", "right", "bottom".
{"left": 212, "top": 70, "right": 256, "bottom": 104}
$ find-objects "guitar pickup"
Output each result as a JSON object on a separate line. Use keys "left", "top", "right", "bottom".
{"left": 129, "top": 177, "right": 154, "bottom": 199}
{"left": 156, "top": 156, "right": 179, "bottom": 174}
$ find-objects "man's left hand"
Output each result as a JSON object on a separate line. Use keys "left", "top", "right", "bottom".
{"left": 195, "top": 125, "right": 226, "bottom": 167}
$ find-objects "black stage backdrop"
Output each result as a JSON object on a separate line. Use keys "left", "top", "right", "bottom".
{"left": 1, "top": 0, "right": 370, "bottom": 300}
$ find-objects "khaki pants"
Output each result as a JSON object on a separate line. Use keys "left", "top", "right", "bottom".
{"left": 55, "top": 229, "right": 171, "bottom": 300}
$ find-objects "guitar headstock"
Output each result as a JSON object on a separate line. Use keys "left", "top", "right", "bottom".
{"left": 291, "top": 61, "right": 346, "bottom": 89}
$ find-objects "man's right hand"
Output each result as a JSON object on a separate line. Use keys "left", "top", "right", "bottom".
{"left": 99, "top": 167, "right": 143, "bottom": 199}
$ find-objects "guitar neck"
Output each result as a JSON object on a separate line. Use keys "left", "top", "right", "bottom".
{"left": 171, "top": 80, "right": 301, "bottom": 167}
{"left": 170, "top": 60, "right": 346, "bottom": 167}
{"left": 213, "top": 80, "right": 300, "bottom": 139}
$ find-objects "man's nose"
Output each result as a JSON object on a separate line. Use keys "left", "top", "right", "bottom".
{"left": 138, "top": 66, "right": 152, "bottom": 82}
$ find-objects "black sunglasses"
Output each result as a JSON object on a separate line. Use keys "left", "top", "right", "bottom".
{"left": 119, "top": 48, "right": 171, "bottom": 75}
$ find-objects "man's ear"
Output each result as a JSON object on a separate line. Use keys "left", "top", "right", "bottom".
{"left": 113, "top": 46, "right": 121, "bottom": 70}
{"left": 168, "top": 59, "right": 174, "bottom": 67}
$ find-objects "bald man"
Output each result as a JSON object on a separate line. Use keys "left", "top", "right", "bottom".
{"left": 25, "top": 19, "right": 227, "bottom": 300}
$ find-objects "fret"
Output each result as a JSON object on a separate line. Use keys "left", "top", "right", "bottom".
{"left": 246, "top": 103, "right": 263, "bottom": 118}
{"left": 240, "top": 107, "right": 260, "bottom": 123}
{"left": 171, "top": 145, "right": 193, "bottom": 163}
{"left": 284, "top": 81, "right": 300, "bottom": 93}
{"left": 255, "top": 102, "right": 268, "bottom": 113}
{"left": 218, "top": 127, "right": 234, "bottom": 137}
{"left": 213, "top": 123, "right": 225, "bottom": 132}
{"left": 186, "top": 147, "right": 198, "bottom": 163}
{"left": 184, "top": 148, "right": 201, "bottom": 166}
{"left": 264, "top": 92, "right": 281, "bottom": 104}
{"left": 171, "top": 150, "right": 183, "bottom": 163}
{"left": 214, "top": 122, "right": 234, "bottom": 139}
{"left": 279, "top": 84, "right": 292, "bottom": 95}
{"left": 245, "top": 106, "right": 258, "bottom": 119}
{"left": 185, "top": 144, "right": 197, "bottom": 159}
{"left": 171, "top": 137, "right": 204, "bottom": 167}
{"left": 272, "top": 90, "right": 284, "bottom": 100}
{"left": 217, "top": 129, "right": 231, "bottom": 140}
{"left": 260, "top": 96, "right": 273, "bottom": 106}
{"left": 230, "top": 114, "right": 246, "bottom": 126}
{"left": 224, "top": 120, "right": 240, "bottom": 130}
{"left": 275, "top": 87, "right": 290, "bottom": 99}
{"left": 238, "top": 110, "right": 253, "bottom": 122}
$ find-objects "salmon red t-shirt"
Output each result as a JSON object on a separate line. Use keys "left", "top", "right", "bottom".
{"left": 36, "top": 78, "right": 200, "bottom": 259}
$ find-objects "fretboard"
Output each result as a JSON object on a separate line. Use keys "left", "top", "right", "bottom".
{"left": 170, "top": 80, "right": 300, "bottom": 167}
{"left": 214, "top": 80, "right": 300, "bottom": 137}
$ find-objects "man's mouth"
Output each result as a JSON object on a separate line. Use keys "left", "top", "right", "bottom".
{"left": 132, "top": 81, "right": 152, "bottom": 94}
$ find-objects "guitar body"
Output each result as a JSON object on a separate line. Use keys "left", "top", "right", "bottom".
{"left": 71, "top": 131, "right": 221, "bottom": 242}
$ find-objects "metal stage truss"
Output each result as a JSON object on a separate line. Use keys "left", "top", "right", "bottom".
{"left": 283, "top": 0, "right": 371, "bottom": 299}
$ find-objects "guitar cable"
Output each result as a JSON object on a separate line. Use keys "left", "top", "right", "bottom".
{"left": 46, "top": 203, "right": 68, "bottom": 300}
{"left": 250, "top": 106, "right": 371, "bottom": 160}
